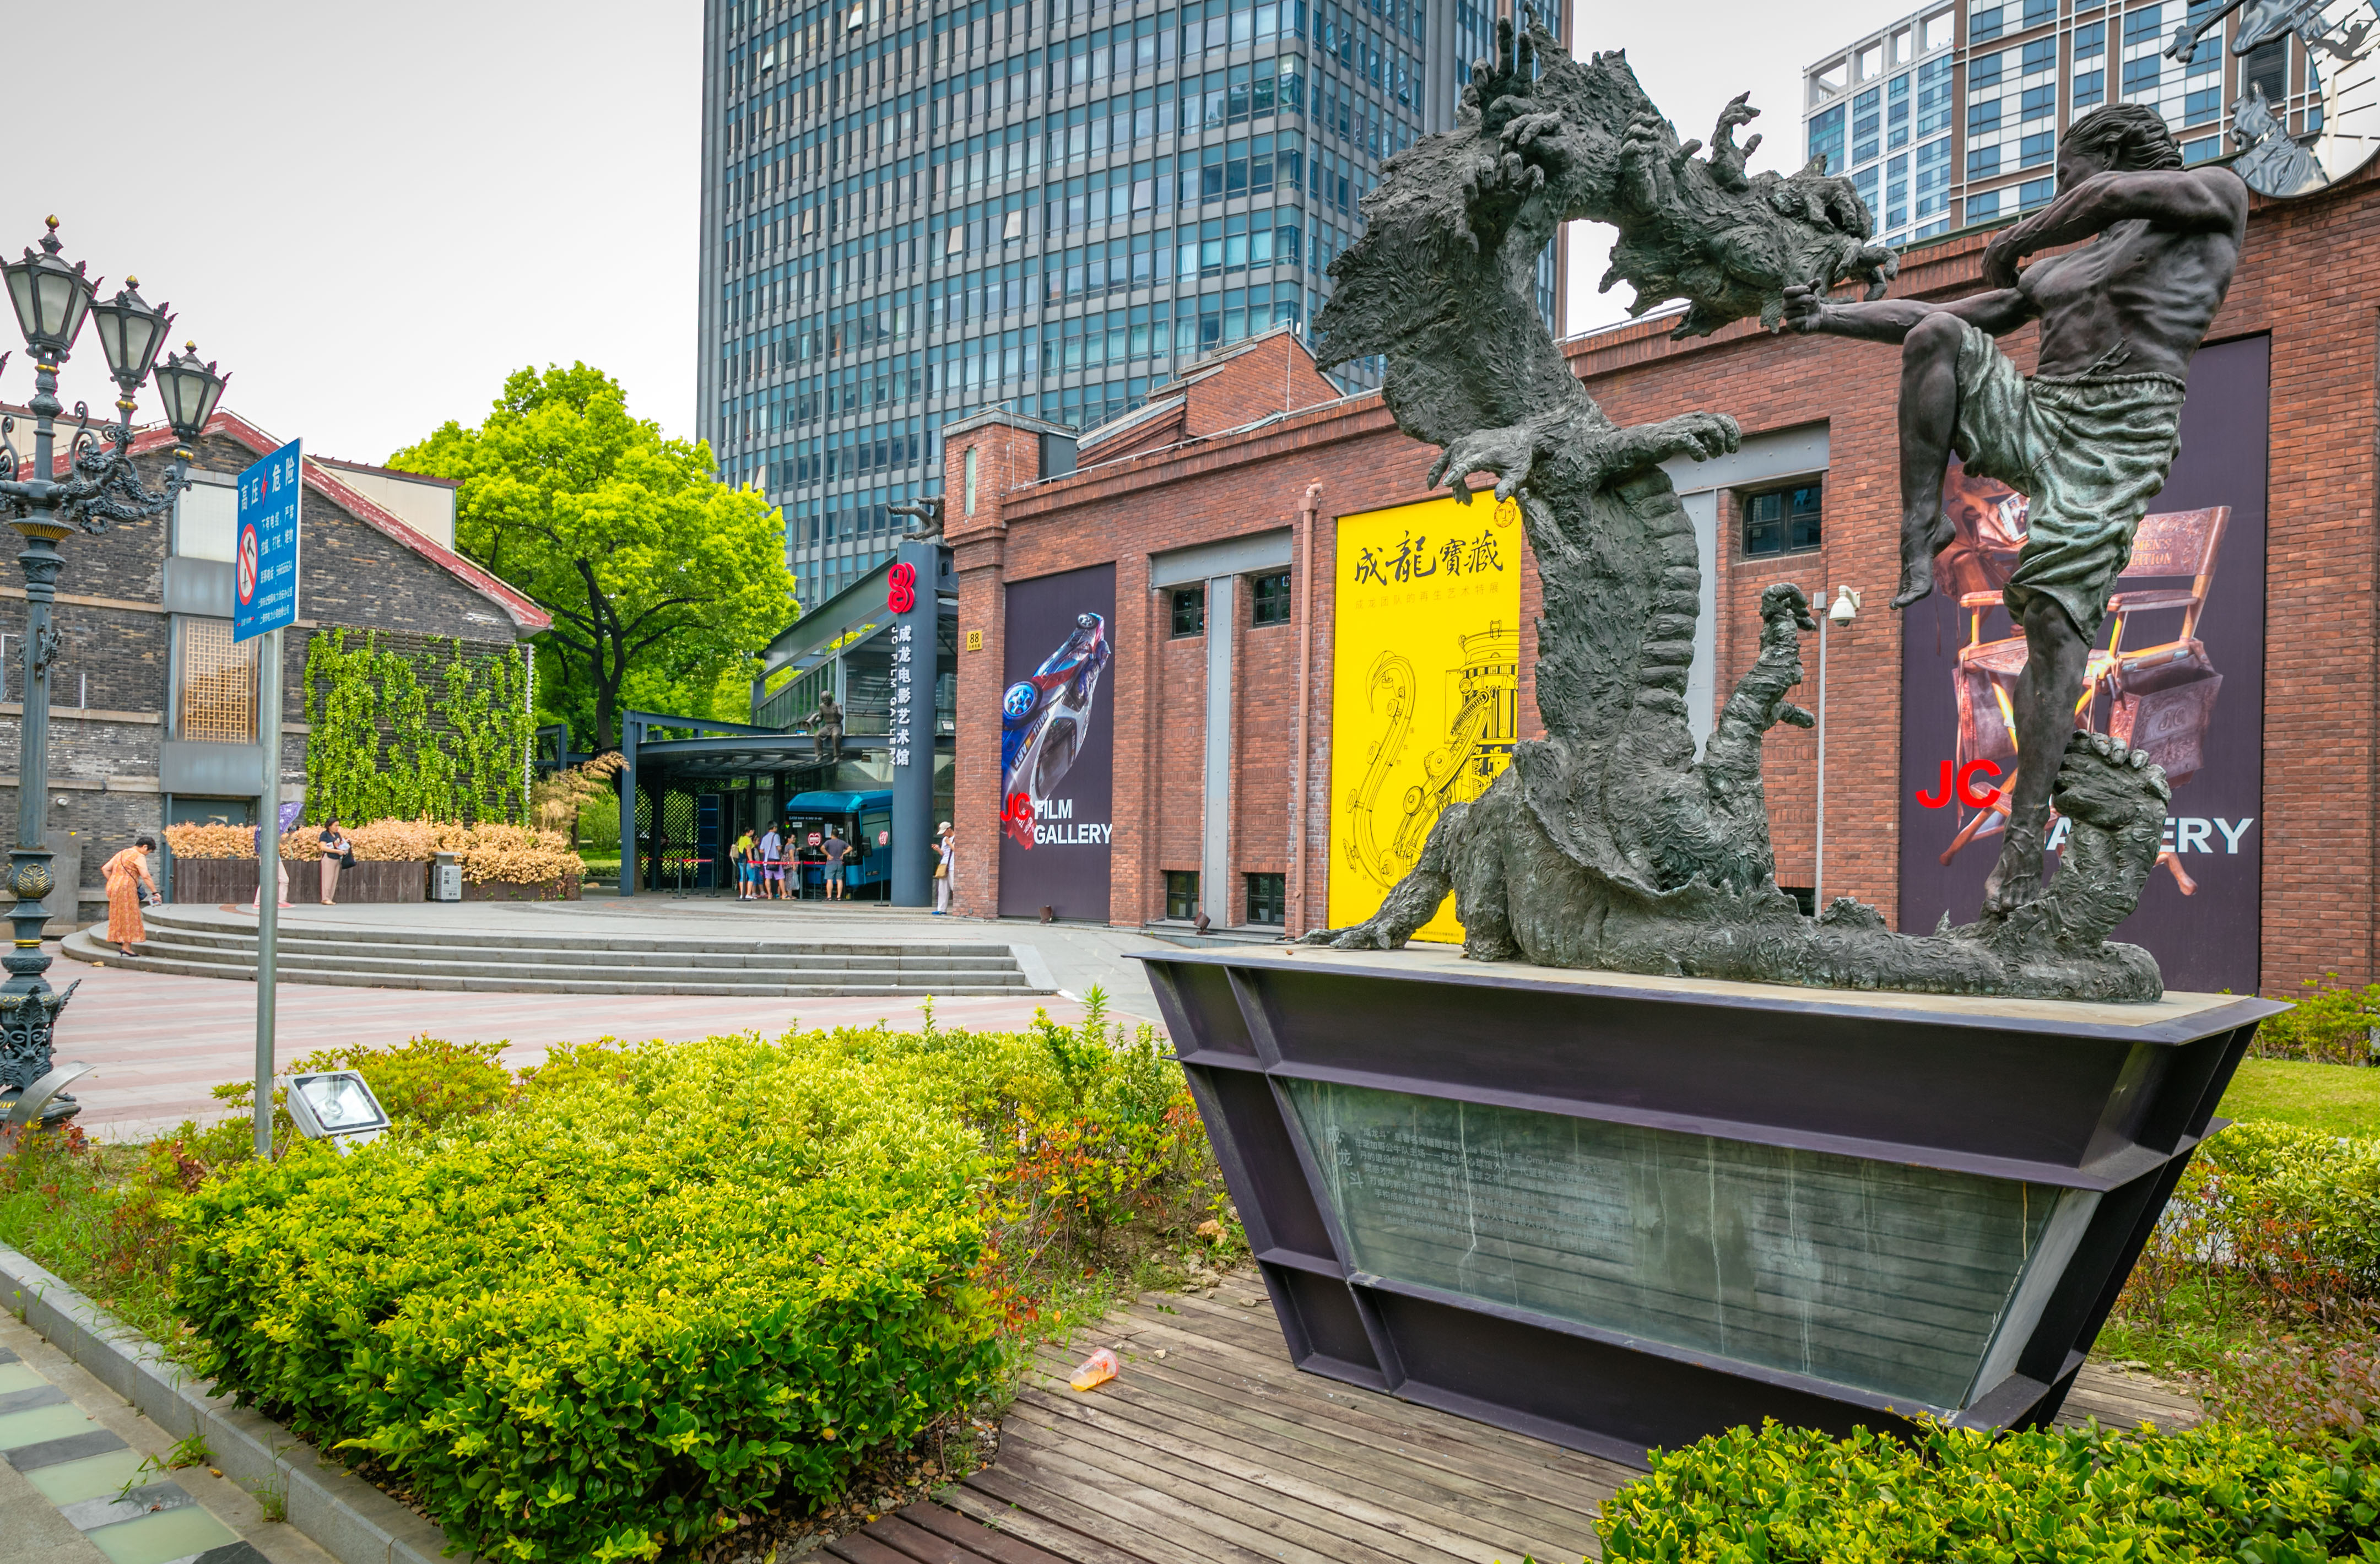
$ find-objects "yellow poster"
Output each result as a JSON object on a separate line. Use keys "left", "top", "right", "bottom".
{"left": 1328, "top": 492, "right": 1523, "bottom": 943}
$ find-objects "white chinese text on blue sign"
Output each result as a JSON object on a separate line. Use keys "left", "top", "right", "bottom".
{"left": 234, "top": 439, "right": 302, "bottom": 642}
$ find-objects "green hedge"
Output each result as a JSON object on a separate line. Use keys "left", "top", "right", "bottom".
{"left": 1596, "top": 1419, "right": 2380, "bottom": 1563}
{"left": 2194, "top": 1119, "right": 2380, "bottom": 1291}
{"left": 172, "top": 1034, "right": 1003, "bottom": 1564}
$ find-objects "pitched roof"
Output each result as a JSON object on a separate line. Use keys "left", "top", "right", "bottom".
{"left": 41, "top": 409, "right": 550, "bottom": 635}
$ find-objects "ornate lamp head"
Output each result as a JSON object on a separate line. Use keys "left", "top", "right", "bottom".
{"left": 88, "top": 277, "right": 173, "bottom": 397}
{"left": 2, "top": 219, "right": 98, "bottom": 360}
{"left": 152, "top": 340, "right": 229, "bottom": 443}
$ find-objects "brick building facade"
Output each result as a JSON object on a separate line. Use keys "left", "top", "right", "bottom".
{"left": 0, "top": 411, "right": 547, "bottom": 920}
{"left": 941, "top": 168, "right": 2380, "bottom": 996}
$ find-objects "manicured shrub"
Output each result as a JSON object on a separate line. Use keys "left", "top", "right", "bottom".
{"left": 172, "top": 1033, "right": 1003, "bottom": 1563}
{"left": 2254, "top": 975, "right": 2380, "bottom": 1065}
{"left": 1595, "top": 1417, "right": 2380, "bottom": 1563}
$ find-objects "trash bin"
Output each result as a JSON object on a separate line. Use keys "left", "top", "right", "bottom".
{"left": 431, "top": 850, "right": 462, "bottom": 903}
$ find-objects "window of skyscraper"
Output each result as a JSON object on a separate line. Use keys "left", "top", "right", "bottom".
{"left": 2019, "top": 176, "right": 2056, "bottom": 209}
{"left": 1972, "top": 50, "right": 2005, "bottom": 88}
{"left": 2019, "top": 130, "right": 2054, "bottom": 166}
{"left": 1809, "top": 104, "right": 1847, "bottom": 171}
{"left": 2021, "top": 37, "right": 2057, "bottom": 72}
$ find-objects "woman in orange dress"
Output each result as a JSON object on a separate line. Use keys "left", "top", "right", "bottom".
{"left": 102, "top": 836, "right": 158, "bottom": 949}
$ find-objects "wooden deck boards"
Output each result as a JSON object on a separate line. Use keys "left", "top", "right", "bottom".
{"left": 944, "top": 1271, "right": 2203, "bottom": 1564}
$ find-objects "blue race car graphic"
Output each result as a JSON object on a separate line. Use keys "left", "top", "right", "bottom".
{"left": 1001, "top": 612, "right": 1112, "bottom": 846}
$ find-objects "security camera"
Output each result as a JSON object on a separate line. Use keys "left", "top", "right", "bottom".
{"left": 1827, "top": 586, "right": 1862, "bottom": 627}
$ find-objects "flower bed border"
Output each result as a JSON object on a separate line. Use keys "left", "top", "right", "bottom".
{"left": 171, "top": 859, "right": 428, "bottom": 905}
{"left": 0, "top": 1241, "right": 475, "bottom": 1564}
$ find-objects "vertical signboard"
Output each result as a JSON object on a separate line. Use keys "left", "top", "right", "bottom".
{"left": 1898, "top": 335, "right": 2268, "bottom": 992}
{"left": 887, "top": 540, "right": 942, "bottom": 906}
{"left": 1327, "top": 493, "right": 1523, "bottom": 943}
{"left": 997, "top": 563, "right": 1116, "bottom": 919}
{"left": 235, "top": 439, "right": 302, "bottom": 641}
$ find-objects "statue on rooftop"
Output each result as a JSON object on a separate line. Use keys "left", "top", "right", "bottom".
{"left": 1301, "top": 21, "right": 2186, "bottom": 1000}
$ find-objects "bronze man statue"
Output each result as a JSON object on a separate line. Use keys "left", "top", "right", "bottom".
{"left": 1783, "top": 104, "right": 2247, "bottom": 916}
{"left": 807, "top": 691, "right": 843, "bottom": 767}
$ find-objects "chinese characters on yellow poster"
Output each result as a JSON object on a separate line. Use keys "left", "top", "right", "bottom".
{"left": 1327, "top": 493, "right": 1522, "bottom": 943}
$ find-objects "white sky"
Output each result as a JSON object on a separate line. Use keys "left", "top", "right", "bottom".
{"left": 8, "top": 0, "right": 1912, "bottom": 465}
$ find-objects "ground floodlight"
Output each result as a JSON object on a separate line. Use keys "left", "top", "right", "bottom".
{"left": 284, "top": 1069, "right": 391, "bottom": 1149}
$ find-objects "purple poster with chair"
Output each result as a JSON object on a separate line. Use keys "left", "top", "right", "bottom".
{"left": 1897, "top": 333, "right": 2268, "bottom": 993}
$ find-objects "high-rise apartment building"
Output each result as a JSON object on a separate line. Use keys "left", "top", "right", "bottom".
{"left": 699, "top": 0, "right": 1568, "bottom": 605}
{"left": 1802, "top": 0, "right": 2295, "bottom": 248}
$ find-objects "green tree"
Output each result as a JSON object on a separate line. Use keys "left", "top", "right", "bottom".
{"left": 390, "top": 364, "right": 795, "bottom": 751}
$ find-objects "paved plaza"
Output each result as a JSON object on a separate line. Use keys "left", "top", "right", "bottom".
{"left": 46, "top": 896, "right": 1181, "bottom": 1141}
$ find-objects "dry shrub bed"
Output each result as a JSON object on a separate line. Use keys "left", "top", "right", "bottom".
{"left": 163, "top": 818, "right": 580, "bottom": 884}
{"left": 0, "top": 995, "right": 1235, "bottom": 1563}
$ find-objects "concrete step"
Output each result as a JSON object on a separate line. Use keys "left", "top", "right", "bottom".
{"left": 127, "top": 927, "right": 1025, "bottom": 973}
{"left": 117, "top": 940, "right": 1038, "bottom": 988}
{"left": 136, "top": 907, "right": 1014, "bottom": 960}
{"left": 63, "top": 930, "right": 1036, "bottom": 997}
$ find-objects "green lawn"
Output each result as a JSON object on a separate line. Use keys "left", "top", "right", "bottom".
{"left": 2219, "top": 1057, "right": 2380, "bottom": 1138}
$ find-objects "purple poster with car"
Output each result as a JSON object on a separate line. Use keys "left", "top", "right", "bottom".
{"left": 998, "top": 562, "right": 1116, "bottom": 921}
{"left": 1897, "top": 334, "right": 2268, "bottom": 993}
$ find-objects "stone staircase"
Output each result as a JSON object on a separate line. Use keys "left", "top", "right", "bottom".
{"left": 62, "top": 906, "right": 1050, "bottom": 998}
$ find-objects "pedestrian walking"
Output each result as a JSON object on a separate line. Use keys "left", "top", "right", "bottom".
{"left": 758, "top": 822, "right": 785, "bottom": 900}
{"left": 820, "top": 827, "right": 851, "bottom": 901}
{"left": 102, "top": 836, "right": 158, "bottom": 949}
{"left": 933, "top": 821, "right": 955, "bottom": 914}
{"left": 318, "top": 818, "right": 353, "bottom": 906}
{"left": 245, "top": 820, "right": 290, "bottom": 910}
{"left": 733, "top": 827, "right": 758, "bottom": 900}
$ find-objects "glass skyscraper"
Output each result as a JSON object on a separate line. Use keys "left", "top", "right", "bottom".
{"left": 1802, "top": 0, "right": 2272, "bottom": 251}
{"left": 699, "top": 0, "right": 1567, "bottom": 605}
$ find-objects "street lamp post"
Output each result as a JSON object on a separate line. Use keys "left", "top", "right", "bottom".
{"left": 0, "top": 219, "right": 225, "bottom": 1125}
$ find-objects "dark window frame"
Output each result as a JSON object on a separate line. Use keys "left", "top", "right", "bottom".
{"left": 1251, "top": 569, "right": 1292, "bottom": 626}
{"left": 1245, "top": 871, "right": 1286, "bottom": 926}
{"left": 1738, "top": 478, "right": 1825, "bottom": 559}
{"left": 1164, "top": 869, "right": 1200, "bottom": 921}
{"left": 1170, "top": 584, "right": 1206, "bottom": 637}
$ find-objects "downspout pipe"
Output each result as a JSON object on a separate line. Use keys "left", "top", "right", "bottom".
{"left": 1291, "top": 481, "right": 1322, "bottom": 935}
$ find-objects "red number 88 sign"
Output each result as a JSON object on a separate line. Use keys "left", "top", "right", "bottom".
{"left": 887, "top": 561, "right": 917, "bottom": 614}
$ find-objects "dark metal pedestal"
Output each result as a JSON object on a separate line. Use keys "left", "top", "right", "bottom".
{"left": 1134, "top": 944, "right": 2280, "bottom": 1467}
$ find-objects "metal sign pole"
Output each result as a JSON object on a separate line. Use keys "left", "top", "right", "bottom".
{"left": 234, "top": 437, "right": 301, "bottom": 1159}
{"left": 253, "top": 626, "right": 282, "bottom": 1158}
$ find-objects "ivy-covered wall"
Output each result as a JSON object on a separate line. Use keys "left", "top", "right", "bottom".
{"left": 304, "top": 629, "right": 537, "bottom": 826}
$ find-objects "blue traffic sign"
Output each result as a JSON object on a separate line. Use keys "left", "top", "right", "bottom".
{"left": 234, "top": 438, "right": 302, "bottom": 642}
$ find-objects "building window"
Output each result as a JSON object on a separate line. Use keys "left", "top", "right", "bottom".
{"left": 176, "top": 618, "right": 257, "bottom": 743}
{"left": 1969, "top": 144, "right": 2003, "bottom": 178}
{"left": 174, "top": 481, "right": 238, "bottom": 563}
{"left": 2074, "top": 69, "right": 2106, "bottom": 108}
{"left": 2019, "top": 131, "right": 2056, "bottom": 166}
{"left": 1741, "top": 481, "right": 1823, "bottom": 556}
{"left": 2020, "top": 176, "right": 2056, "bottom": 210}
{"left": 1808, "top": 104, "right": 1846, "bottom": 171}
{"left": 1251, "top": 570, "right": 1291, "bottom": 625}
{"left": 1246, "top": 872, "right": 1285, "bottom": 926}
{"left": 1967, "top": 187, "right": 2004, "bottom": 220}
{"left": 1972, "top": 6, "right": 2004, "bottom": 41}
{"left": 1165, "top": 869, "right": 1200, "bottom": 921}
{"left": 1170, "top": 585, "right": 1206, "bottom": 637}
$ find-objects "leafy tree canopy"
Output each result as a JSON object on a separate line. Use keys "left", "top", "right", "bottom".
{"left": 391, "top": 363, "right": 795, "bottom": 751}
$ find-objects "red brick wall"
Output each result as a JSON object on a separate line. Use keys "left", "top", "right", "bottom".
{"left": 951, "top": 172, "right": 2380, "bottom": 992}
